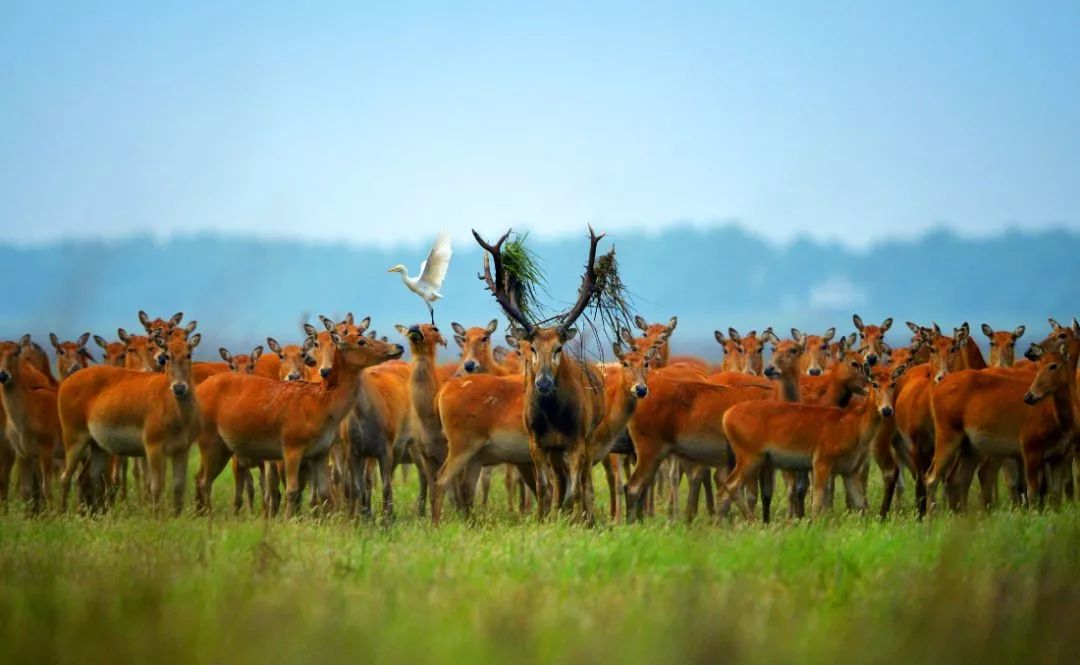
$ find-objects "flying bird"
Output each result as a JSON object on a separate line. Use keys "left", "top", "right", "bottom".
{"left": 387, "top": 231, "right": 452, "bottom": 324}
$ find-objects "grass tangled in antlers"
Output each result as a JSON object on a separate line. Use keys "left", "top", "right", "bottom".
{"left": 500, "top": 234, "right": 635, "bottom": 348}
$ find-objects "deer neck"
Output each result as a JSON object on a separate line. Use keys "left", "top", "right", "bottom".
{"left": 774, "top": 371, "right": 801, "bottom": 404}
{"left": 820, "top": 369, "right": 855, "bottom": 408}
{"left": 856, "top": 395, "right": 883, "bottom": 444}
{"left": 482, "top": 346, "right": 508, "bottom": 376}
{"left": 962, "top": 339, "right": 987, "bottom": 370}
{"left": 602, "top": 370, "right": 639, "bottom": 441}
{"left": 409, "top": 347, "right": 442, "bottom": 420}
{"left": 320, "top": 349, "right": 367, "bottom": 423}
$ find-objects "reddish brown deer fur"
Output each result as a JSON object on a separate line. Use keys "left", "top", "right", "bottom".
{"left": 982, "top": 323, "right": 1025, "bottom": 369}
{"left": 0, "top": 337, "right": 61, "bottom": 512}
{"left": 927, "top": 330, "right": 1079, "bottom": 510}
{"left": 853, "top": 314, "right": 893, "bottom": 366}
{"left": 195, "top": 322, "right": 404, "bottom": 517}
{"left": 720, "top": 363, "right": 904, "bottom": 519}
{"left": 795, "top": 327, "right": 836, "bottom": 376}
{"left": 58, "top": 332, "right": 202, "bottom": 514}
{"left": 50, "top": 333, "right": 94, "bottom": 379}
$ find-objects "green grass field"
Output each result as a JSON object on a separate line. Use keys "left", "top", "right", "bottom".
{"left": 2, "top": 464, "right": 1079, "bottom": 665}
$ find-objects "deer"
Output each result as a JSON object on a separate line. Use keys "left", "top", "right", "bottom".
{"left": 0, "top": 337, "right": 57, "bottom": 510}
{"left": 894, "top": 323, "right": 988, "bottom": 516}
{"left": 713, "top": 328, "right": 745, "bottom": 373}
{"left": 449, "top": 319, "right": 535, "bottom": 511}
{"left": 0, "top": 337, "right": 62, "bottom": 512}
{"left": 49, "top": 333, "right": 94, "bottom": 379}
{"left": 982, "top": 324, "right": 1026, "bottom": 369}
{"left": 216, "top": 346, "right": 270, "bottom": 515}
{"left": 93, "top": 335, "right": 126, "bottom": 368}
{"left": 265, "top": 337, "right": 316, "bottom": 382}
{"left": 853, "top": 314, "right": 893, "bottom": 365}
{"left": 57, "top": 332, "right": 202, "bottom": 514}
{"left": 795, "top": 328, "right": 836, "bottom": 377}
{"left": 927, "top": 330, "right": 1078, "bottom": 512}
{"left": 720, "top": 362, "right": 905, "bottom": 519}
{"left": 465, "top": 227, "right": 607, "bottom": 519}
{"left": 195, "top": 320, "right": 404, "bottom": 517}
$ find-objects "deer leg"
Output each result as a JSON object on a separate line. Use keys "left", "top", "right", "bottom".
{"left": 378, "top": 448, "right": 395, "bottom": 522}
{"left": 144, "top": 441, "right": 166, "bottom": 515}
{"left": 231, "top": 457, "right": 247, "bottom": 515}
{"left": 282, "top": 446, "right": 305, "bottom": 519}
{"left": 0, "top": 439, "right": 12, "bottom": 512}
{"left": 478, "top": 467, "right": 492, "bottom": 508}
{"left": 432, "top": 445, "right": 476, "bottom": 525}
{"left": 194, "top": 432, "right": 232, "bottom": 516}
{"left": 717, "top": 455, "right": 760, "bottom": 522}
{"left": 946, "top": 450, "right": 979, "bottom": 513}
{"left": 602, "top": 455, "right": 619, "bottom": 522}
{"left": 811, "top": 458, "right": 832, "bottom": 518}
{"left": 623, "top": 442, "right": 668, "bottom": 522}
{"left": 1021, "top": 448, "right": 1046, "bottom": 511}
{"left": 170, "top": 449, "right": 189, "bottom": 517}
{"left": 59, "top": 430, "right": 92, "bottom": 512}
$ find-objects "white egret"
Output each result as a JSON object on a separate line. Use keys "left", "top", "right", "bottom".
{"left": 387, "top": 231, "right": 453, "bottom": 324}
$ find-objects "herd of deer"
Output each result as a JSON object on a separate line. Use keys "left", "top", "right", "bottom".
{"left": 0, "top": 229, "right": 1076, "bottom": 525}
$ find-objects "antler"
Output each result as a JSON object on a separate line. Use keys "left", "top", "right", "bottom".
{"left": 557, "top": 225, "right": 605, "bottom": 335}
{"left": 473, "top": 229, "right": 534, "bottom": 335}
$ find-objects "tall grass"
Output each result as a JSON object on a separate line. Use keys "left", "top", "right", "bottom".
{"left": 1, "top": 466, "right": 1079, "bottom": 664}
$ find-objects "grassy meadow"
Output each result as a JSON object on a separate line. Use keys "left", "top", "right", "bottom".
{"left": 2, "top": 462, "right": 1079, "bottom": 665}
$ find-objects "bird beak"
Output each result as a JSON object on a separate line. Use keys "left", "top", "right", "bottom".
{"left": 386, "top": 267, "right": 395, "bottom": 273}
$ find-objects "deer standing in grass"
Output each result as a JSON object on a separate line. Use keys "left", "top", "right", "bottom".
{"left": 0, "top": 337, "right": 62, "bottom": 512}
{"left": 58, "top": 332, "right": 202, "bottom": 514}
{"left": 462, "top": 227, "right": 607, "bottom": 519}
{"left": 720, "top": 362, "right": 905, "bottom": 519}
{"left": 196, "top": 321, "right": 404, "bottom": 517}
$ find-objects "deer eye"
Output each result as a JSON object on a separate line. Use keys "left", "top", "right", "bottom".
{"left": 358, "top": 338, "right": 366, "bottom": 345}
{"left": 1050, "top": 363, "right": 1060, "bottom": 370}
{"left": 621, "top": 361, "right": 629, "bottom": 368}
{"left": 820, "top": 344, "right": 828, "bottom": 350}
{"left": 482, "top": 336, "right": 490, "bottom": 343}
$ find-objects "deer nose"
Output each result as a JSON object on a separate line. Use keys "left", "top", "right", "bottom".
{"left": 320, "top": 367, "right": 332, "bottom": 378}
{"left": 934, "top": 372, "right": 945, "bottom": 383}
{"left": 157, "top": 354, "right": 167, "bottom": 366}
{"left": 172, "top": 382, "right": 189, "bottom": 396}
{"left": 763, "top": 365, "right": 780, "bottom": 379}
{"left": 535, "top": 375, "right": 554, "bottom": 394}
{"left": 463, "top": 360, "right": 478, "bottom": 373}
{"left": 881, "top": 406, "right": 894, "bottom": 418}
{"left": 865, "top": 354, "right": 878, "bottom": 366}
{"left": 286, "top": 372, "right": 301, "bottom": 381}
{"left": 634, "top": 384, "right": 649, "bottom": 398}
{"left": 1024, "top": 345, "right": 1040, "bottom": 361}
{"left": 808, "top": 367, "right": 822, "bottom": 376}
{"left": 0, "top": 371, "right": 9, "bottom": 384}
{"left": 1023, "top": 392, "right": 1037, "bottom": 405}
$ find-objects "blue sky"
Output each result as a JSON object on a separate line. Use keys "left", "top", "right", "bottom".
{"left": 2, "top": 2, "right": 1078, "bottom": 248}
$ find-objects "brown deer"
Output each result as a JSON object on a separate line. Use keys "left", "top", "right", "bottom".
{"left": 0, "top": 337, "right": 61, "bottom": 512}
{"left": 853, "top": 314, "right": 893, "bottom": 365}
{"left": 467, "top": 227, "right": 607, "bottom": 518}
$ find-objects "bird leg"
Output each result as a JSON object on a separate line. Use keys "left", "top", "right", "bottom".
{"left": 427, "top": 301, "right": 435, "bottom": 325}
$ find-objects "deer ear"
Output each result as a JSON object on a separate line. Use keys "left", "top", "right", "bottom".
{"left": 881, "top": 318, "right": 893, "bottom": 332}
{"left": 219, "top": 348, "right": 232, "bottom": 364}
{"left": 612, "top": 342, "right": 624, "bottom": 359}
{"left": 345, "top": 312, "right": 354, "bottom": 326}
{"left": 302, "top": 337, "right": 316, "bottom": 352}
{"left": 852, "top": 314, "right": 864, "bottom": 331}
{"left": 505, "top": 335, "right": 520, "bottom": 349}
{"left": 981, "top": 323, "right": 994, "bottom": 338}
{"left": 49, "top": 333, "right": 61, "bottom": 350}
{"left": 251, "top": 346, "right": 264, "bottom": 363}
{"left": 493, "top": 347, "right": 509, "bottom": 363}
{"left": 510, "top": 328, "right": 529, "bottom": 342}
{"left": 666, "top": 316, "right": 677, "bottom": 332}
{"left": 486, "top": 319, "right": 499, "bottom": 334}
{"left": 188, "top": 334, "right": 201, "bottom": 349}
{"left": 329, "top": 330, "right": 343, "bottom": 346}
{"left": 620, "top": 328, "right": 635, "bottom": 345}
{"left": 891, "top": 364, "right": 907, "bottom": 381}
{"left": 714, "top": 330, "right": 726, "bottom": 344}
{"left": 118, "top": 328, "right": 129, "bottom": 343}
{"left": 138, "top": 311, "right": 151, "bottom": 330}
{"left": 728, "top": 328, "right": 741, "bottom": 342}
{"left": 266, "top": 338, "right": 283, "bottom": 356}
{"left": 453, "top": 335, "right": 465, "bottom": 348}
{"left": 634, "top": 315, "right": 648, "bottom": 332}
{"left": 394, "top": 324, "right": 410, "bottom": 336}
{"left": 561, "top": 328, "right": 578, "bottom": 342}
{"left": 19, "top": 334, "right": 32, "bottom": 348}
{"left": 1014, "top": 325, "right": 1025, "bottom": 339}
{"left": 320, "top": 315, "right": 335, "bottom": 331}
{"left": 170, "top": 312, "right": 184, "bottom": 327}
{"left": 356, "top": 316, "right": 371, "bottom": 333}
{"left": 906, "top": 321, "right": 921, "bottom": 335}
{"left": 303, "top": 323, "right": 318, "bottom": 338}
{"left": 77, "top": 332, "right": 91, "bottom": 347}
{"left": 790, "top": 328, "right": 802, "bottom": 340}
{"left": 94, "top": 335, "right": 109, "bottom": 350}
{"left": 451, "top": 322, "right": 466, "bottom": 336}
{"left": 823, "top": 327, "right": 836, "bottom": 343}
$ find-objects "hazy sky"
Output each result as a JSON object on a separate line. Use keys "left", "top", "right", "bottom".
{"left": 2, "top": 2, "right": 1078, "bottom": 249}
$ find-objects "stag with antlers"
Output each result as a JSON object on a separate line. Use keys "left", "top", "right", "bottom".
{"left": 471, "top": 226, "right": 607, "bottom": 518}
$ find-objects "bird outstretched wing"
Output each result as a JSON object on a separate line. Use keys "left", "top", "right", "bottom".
{"left": 418, "top": 231, "right": 452, "bottom": 291}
